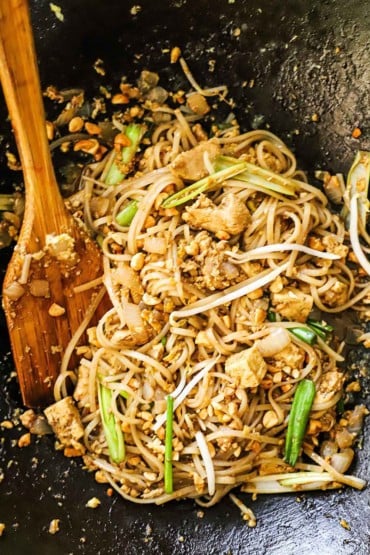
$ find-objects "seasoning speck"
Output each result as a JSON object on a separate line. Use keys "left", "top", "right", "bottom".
{"left": 352, "top": 127, "right": 362, "bottom": 139}
{"left": 49, "top": 3, "right": 64, "bottom": 22}
{"left": 340, "top": 519, "right": 351, "bottom": 531}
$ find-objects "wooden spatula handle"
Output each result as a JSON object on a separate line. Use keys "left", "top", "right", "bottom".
{"left": 0, "top": 0, "right": 66, "bottom": 236}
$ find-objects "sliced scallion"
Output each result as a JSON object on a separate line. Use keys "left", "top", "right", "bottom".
{"left": 161, "top": 162, "right": 247, "bottom": 208}
{"left": 215, "top": 155, "right": 297, "bottom": 197}
{"left": 115, "top": 199, "right": 138, "bottom": 226}
{"left": 284, "top": 379, "right": 316, "bottom": 467}
{"left": 289, "top": 327, "right": 317, "bottom": 345}
{"left": 164, "top": 395, "right": 174, "bottom": 494}
{"left": 307, "top": 318, "right": 334, "bottom": 333}
{"left": 98, "top": 383, "right": 125, "bottom": 464}
{"left": 105, "top": 124, "right": 143, "bottom": 186}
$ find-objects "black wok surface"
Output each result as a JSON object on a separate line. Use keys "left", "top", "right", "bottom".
{"left": 0, "top": 1, "right": 369, "bottom": 553}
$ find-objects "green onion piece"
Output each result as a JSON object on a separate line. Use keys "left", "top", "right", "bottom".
{"left": 98, "top": 383, "right": 125, "bottom": 464}
{"left": 115, "top": 199, "right": 138, "bottom": 226}
{"left": 215, "top": 155, "right": 297, "bottom": 197}
{"left": 0, "top": 194, "right": 15, "bottom": 211}
{"left": 164, "top": 395, "right": 174, "bottom": 494}
{"left": 284, "top": 379, "right": 316, "bottom": 466}
{"left": 267, "top": 310, "right": 277, "bottom": 322}
{"left": 119, "top": 390, "right": 129, "bottom": 399}
{"left": 343, "top": 150, "right": 370, "bottom": 226}
{"left": 290, "top": 327, "right": 317, "bottom": 345}
{"left": 105, "top": 124, "right": 143, "bottom": 186}
{"left": 307, "top": 324, "right": 327, "bottom": 340}
{"left": 161, "top": 336, "right": 167, "bottom": 346}
{"left": 307, "top": 318, "right": 334, "bottom": 333}
{"left": 161, "top": 162, "right": 247, "bottom": 208}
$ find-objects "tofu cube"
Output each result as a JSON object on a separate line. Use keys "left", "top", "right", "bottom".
{"left": 225, "top": 345, "right": 267, "bottom": 388}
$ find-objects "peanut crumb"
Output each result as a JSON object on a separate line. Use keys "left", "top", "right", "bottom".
{"left": 48, "top": 519, "right": 60, "bottom": 534}
{"left": 18, "top": 433, "right": 31, "bottom": 448}
{"left": 48, "top": 303, "right": 66, "bottom": 317}
{"left": 0, "top": 420, "right": 14, "bottom": 429}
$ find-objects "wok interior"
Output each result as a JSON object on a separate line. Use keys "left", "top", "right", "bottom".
{"left": 0, "top": 0, "right": 369, "bottom": 553}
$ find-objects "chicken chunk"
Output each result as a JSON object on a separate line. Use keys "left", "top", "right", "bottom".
{"left": 171, "top": 139, "right": 220, "bottom": 181}
{"left": 44, "top": 396, "right": 85, "bottom": 455}
{"left": 183, "top": 193, "right": 250, "bottom": 237}
{"left": 271, "top": 286, "right": 313, "bottom": 323}
{"left": 225, "top": 345, "right": 267, "bottom": 388}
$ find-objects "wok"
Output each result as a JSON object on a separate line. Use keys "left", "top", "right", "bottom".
{"left": 0, "top": 0, "right": 369, "bottom": 553}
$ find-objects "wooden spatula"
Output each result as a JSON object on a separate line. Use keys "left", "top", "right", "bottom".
{"left": 0, "top": 0, "right": 108, "bottom": 407}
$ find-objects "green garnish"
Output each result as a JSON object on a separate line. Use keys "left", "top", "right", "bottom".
{"left": 307, "top": 318, "right": 334, "bottom": 334}
{"left": 115, "top": 199, "right": 138, "bottom": 226}
{"left": 119, "top": 390, "right": 129, "bottom": 399}
{"left": 284, "top": 379, "right": 316, "bottom": 467}
{"left": 160, "top": 336, "right": 167, "bottom": 346}
{"left": 105, "top": 124, "right": 143, "bottom": 186}
{"left": 290, "top": 327, "right": 317, "bottom": 345}
{"left": 161, "top": 162, "right": 247, "bottom": 208}
{"left": 215, "top": 156, "right": 297, "bottom": 197}
{"left": 98, "top": 383, "right": 125, "bottom": 464}
{"left": 267, "top": 310, "right": 277, "bottom": 322}
{"left": 164, "top": 395, "right": 174, "bottom": 494}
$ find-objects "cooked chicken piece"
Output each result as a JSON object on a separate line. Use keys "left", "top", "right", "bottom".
{"left": 183, "top": 193, "right": 250, "bottom": 237}
{"left": 270, "top": 343, "right": 305, "bottom": 373}
{"left": 314, "top": 371, "right": 345, "bottom": 405}
{"left": 44, "top": 397, "right": 85, "bottom": 455}
{"left": 171, "top": 139, "right": 220, "bottom": 181}
{"left": 225, "top": 345, "right": 267, "bottom": 388}
{"left": 321, "top": 278, "right": 348, "bottom": 307}
{"left": 271, "top": 286, "right": 313, "bottom": 323}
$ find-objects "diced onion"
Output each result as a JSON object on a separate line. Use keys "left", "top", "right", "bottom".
{"left": 195, "top": 431, "right": 215, "bottom": 496}
{"left": 123, "top": 302, "right": 144, "bottom": 332}
{"left": 3, "top": 280, "right": 25, "bottom": 301}
{"left": 143, "top": 236, "right": 167, "bottom": 254}
{"left": 320, "top": 440, "right": 338, "bottom": 459}
{"left": 255, "top": 327, "right": 291, "bottom": 357}
{"left": 330, "top": 449, "right": 354, "bottom": 474}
